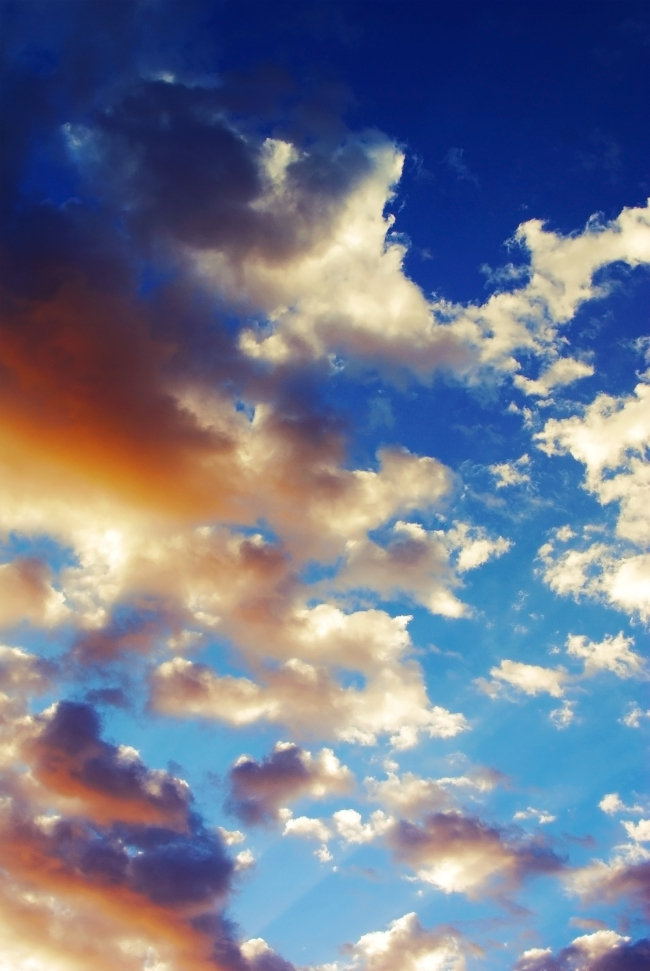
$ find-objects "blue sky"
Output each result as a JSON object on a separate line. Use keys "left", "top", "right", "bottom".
{"left": 1, "top": 3, "right": 649, "bottom": 970}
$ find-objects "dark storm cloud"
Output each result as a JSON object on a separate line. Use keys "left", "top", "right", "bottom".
{"left": 227, "top": 744, "right": 313, "bottom": 824}
{"left": 3, "top": 808, "right": 233, "bottom": 907}
{"left": 83, "top": 75, "right": 373, "bottom": 260}
{"left": 0, "top": 0, "right": 372, "bottom": 530}
{"left": 119, "top": 817, "right": 234, "bottom": 906}
{"left": 30, "top": 701, "right": 192, "bottom": 828}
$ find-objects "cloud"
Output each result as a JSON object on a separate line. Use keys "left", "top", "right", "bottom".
{"left": 537, "top": 373, "right": 650, "bottom": 545}
{"left": 549, "top": 700, "right": 577, "bottom": 730}
{"left": 386, "top": 811, "right": 563, "bottom": 897}
{"left": 622, "top": 820, "right": 650, "bottom": 843}
{"left": 599, "top": 793, "right": 646, "bottom": 816}
{"left": 513, "top": 930, "right": 650, "bottom": 971}
{"left": 280, "top": 806, "right": 392, "bottom": 863}
{"left": 334, "top": 520, "right": 510, "bottom": 619}
{"left": 0, "top": 657, "right": 258, "bottom": 971}
{"left": 479, "top": 633, "right": 646, "bottom": 716}
{"left": 0, "top": 557, "right": 68, "bottom": 627}
{"left": 620, "top": 705, "right": 650, "bottom": 728}
{"left": 152, "top": 650, "right": 468, "bottom": 749}
{"left": 225, "top": 742, "right": 353, "bottom": 824}
{"left": 347, "top": 911, "right": 479, "bottom": 971}
{"left": 566, "top": 632, "right": 646, "bottom": 679}
{"left": 568, "top": 844, "right": 650, "bottom": 919}
{"left": 364, "top": 767, "right": 504, "bottom": 821}
{"left": 0, "top": 643, "right": 53, "bottom": 698}
{"left": 490, "top": 454, "right": 531, "bottom": 488}
{"left": 480, "top": 659, "right": 569, "bottom": 699}
{"left": 237, "top": 179, "right": 650, "bottom": 382}
{"left": 539, "top": 541, "right": 650, "bottom": 624}
{"left": 282, "top": 814, "right": 333, "bottom": 844}
{"left": 513, "top": 807, "right": 557, "bottom": 825}
{"left": 536, "top": 374, "right": 650, "bottom": 620}
{"left": 26, "top": 701, "right": 192, "bottom": 829}
{"left": 514, "top": 357, "right": 594, "bottom": 398}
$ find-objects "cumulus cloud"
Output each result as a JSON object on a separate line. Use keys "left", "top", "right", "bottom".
{"left": 479, "top": 659, "right": 569, "bottom": 699}
{"left": 490, "top": 454, "right": 531, "bottom": 488}
{"left": 599, "top": 793, "right": 646, "bottom": 816}
{"left": 622, "top": 820, "right": 650, "bottom": 843}
{"left": 152, "top": 651, "right": 468, "bottom": 749}
{"left": 347, "top": 911, "right": 479, "bottom": 971}
{"left": 27, "top": 701, "right": 192, "bottom": 829}
{"left": 0, "top": 643, "right": 52, "bottom": 698}
{"left": 568, "top": 839, "right": 650, "bottom": 919}
{"left": 479, "top": 631, "right": 645, "bottom": 721}
{"left": 566, "top": 632, "right": 646, "bottom": 679}
{"left": 281, "top": 806, "right": 392, "bottom": 864}
{"left": 0, "top": 660, "right": 261, "bottom": 971}
{"left": 225, "top": 742, "right": 353, "bottom": 824}
{"left": 513, "top": 930, "right": 650, "bottom": 971}
{"left": 514, "top": 357, "right": 595, "bottom": 398}
{"left": 536, "top": 374, "right": 650, "bottom": 620}
{"left": 233, "top": 149, "right": 650, "bottom": 384}
{"left": 539, "top": 539, "right": 650, "bottom": 623}
{"left": 620, "top": 705, "right": 650, "bottom": 728}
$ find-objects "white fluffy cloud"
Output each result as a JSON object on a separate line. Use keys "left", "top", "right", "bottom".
{"left": 514, "top": 357, "right": 594, "bottom": 398}
{"left": 489, "top": 454, "right": 531, "bottom": 488}
{"left": 346, "top": 912, "right": 477, "bottom": 971}
{"left": 513, "top": 807, "right": 556, "bottom": 825}
{"left": 599, "top": 792, "right": 646, "bottom": 816}
{"left": 566, "top": 632, "right": 646, "bottom": 679}
{"left": 225, "top": 139, "right": 650, "bottom": 388}
{"left": 479, "top": 659, "right": 569, "bottom": 698}
{"left": 537, "top": 373, "right": 650, "bottom": 620}
{"left": 478, "top": 630, "right": 646, "bottom": 724}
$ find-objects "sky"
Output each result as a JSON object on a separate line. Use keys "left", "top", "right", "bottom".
{"left": 1, "top": 1, "right": 650, "bottom": 969}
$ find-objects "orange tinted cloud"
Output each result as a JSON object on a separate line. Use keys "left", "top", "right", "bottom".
{"left": 0, "top": 278, "right": 237, "bottom": 520}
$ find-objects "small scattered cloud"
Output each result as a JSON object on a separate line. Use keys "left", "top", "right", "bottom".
{"left": 489, "top": 453, "right": 531, "bottom": 488}
{"left": 514, "top": 807, "right": 557, "bottom": 825}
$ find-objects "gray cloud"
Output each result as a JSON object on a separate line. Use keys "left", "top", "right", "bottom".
{"left": 226, "top": 741, "right": 353, "bottom": 825}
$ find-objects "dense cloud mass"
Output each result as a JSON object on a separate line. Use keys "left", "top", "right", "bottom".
{"left": 2, "top": 2, "right": 650, "bottom": 969}
{"left": 0, "top": 657, "right": 247, "bottom": 971}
